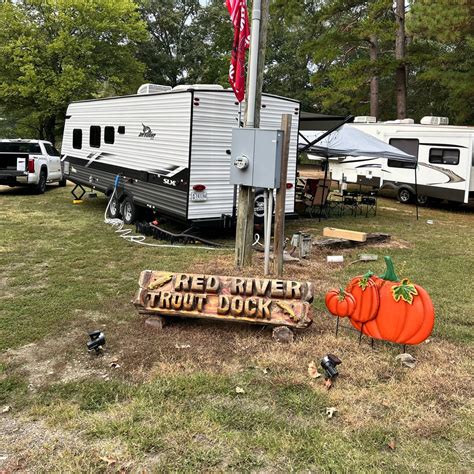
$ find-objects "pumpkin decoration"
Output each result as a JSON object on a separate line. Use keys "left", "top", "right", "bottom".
{"left": 328, "top": 256, "right": 435, "bottom": 346}
{"left": 345, "top": 273, "right": 380, "bottom": 323}
{"left": 325, "top": 289, "right": 356, "bottom": 318}
{"left": 359, "top": 277, "right": 435, "bottom": 345}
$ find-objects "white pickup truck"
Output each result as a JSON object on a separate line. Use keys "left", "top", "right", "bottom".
{"left": 0, "top": 139, "right": 66, "bottom": 193}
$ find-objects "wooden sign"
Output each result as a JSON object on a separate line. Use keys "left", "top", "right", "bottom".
{"left": 133, "top": 271, "right": 314, "bottom": 329}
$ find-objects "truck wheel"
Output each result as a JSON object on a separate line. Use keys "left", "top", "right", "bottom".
{"left": 58, "top": 177, "right": 67, "bottom": 187}
{"left": 34, "top": 170, "right": 47, "bottom": 194}
{"left": 107, "top": 195, "right": 121, "bottom": 219}
{"left": 397, "top": 188, "right": 413, "bottom": 204}
{"left": 121, "top": 197, "right": 137, "bottom": 225}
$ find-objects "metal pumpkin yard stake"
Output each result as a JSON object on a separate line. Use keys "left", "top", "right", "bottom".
{"left": 325, "top": 256, "right": 435, "bottom": 346}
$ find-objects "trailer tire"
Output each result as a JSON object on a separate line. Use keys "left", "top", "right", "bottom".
{"left": 254, "top": 191, "right": 265, "bottom": 224}
{"left": 107, "top": 195, "right": 121, "bottom": 219}
{"left": 58, "top": 177, "right": 67, "bottom": 187}
{"left": 397, "top": 187, "right": 413, "bottom": 204}
{"left": 121, "top": 197, "right": 138, "bottom": 225}
{"left": 416, "top": 194, "right": 430, "bottom": 206}
{"left": 34, "top": 169, "right": 47, "bottom": 194}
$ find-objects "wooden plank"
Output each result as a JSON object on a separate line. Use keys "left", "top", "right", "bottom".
{"left": 323, "top": 227, "right": 367, "bottom": 242}
{"left": 273, "top": 114, "right": 292, "bottom": 276}
{"left": 133, "top": 271, "right": 314, "bottom": 329}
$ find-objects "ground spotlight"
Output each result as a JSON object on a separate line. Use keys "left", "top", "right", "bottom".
{"left": 321, "top": 354, "right": 342, "bottom": 379}
{"left": 87, "top": 330, "right": 105, "bottom": 353}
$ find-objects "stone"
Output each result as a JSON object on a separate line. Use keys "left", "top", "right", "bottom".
{"left": 145, "top": 316, "right": 166, "bottom": 330}
{"left": 272, "top": 326, "right": 294, "bottom": 344}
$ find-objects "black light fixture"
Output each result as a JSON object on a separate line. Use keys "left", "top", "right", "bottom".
{"left": 321, "top": 354, "right": 342, "bottom": 379}
{"left": 87, "top": 330, "right": 105, "bottom": 353}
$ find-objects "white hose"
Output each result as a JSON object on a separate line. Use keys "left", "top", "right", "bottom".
{"left": 103, "top": 188, "right": 223, "bottom": 250}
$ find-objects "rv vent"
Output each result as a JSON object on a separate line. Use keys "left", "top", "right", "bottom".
{"left": 420, "top": 116, "right": 449, "bottom": 125}
{"left": 354, "top": 116, "right": 377, "bottom": 123}
{"left": 384, "top": 118, "right": 415, "bottom": 124}
{"left": 172, "top": 84, "right": 224, "bottom": 91}
{"left": 137, "top": 84, "right": 172, "bottom": 94}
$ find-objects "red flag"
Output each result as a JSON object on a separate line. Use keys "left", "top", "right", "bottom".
{"left": 226, "top": 0, "right": 250, "bottom": 102}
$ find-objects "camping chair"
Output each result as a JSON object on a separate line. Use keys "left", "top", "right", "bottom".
{"left": 304, "top": 179, "right": 331, "bottom": 217}
{"left": 361, "top": 191, "right": 377, "bottom": 217}
{"left": 327, "top": 190, "right": 345, "bottom": 217}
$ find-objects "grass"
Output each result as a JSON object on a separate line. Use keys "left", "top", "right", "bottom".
{"left": 0, "top": 183, "right": 473, "bottom": 472}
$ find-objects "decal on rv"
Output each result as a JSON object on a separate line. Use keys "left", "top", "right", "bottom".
{"left": 139, "top": 123, "right": 156, "bottom": 139}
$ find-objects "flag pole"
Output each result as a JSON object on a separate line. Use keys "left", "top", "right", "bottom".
{"left": 234, "top": 0, "right": 269, "bottom": 269}
{"left": 245, "top": 0, "right": 261, "bottom": 128}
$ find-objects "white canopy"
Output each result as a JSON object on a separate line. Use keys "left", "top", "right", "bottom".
{"left": 299, "top": 124, "right": 416, "bottom": 162}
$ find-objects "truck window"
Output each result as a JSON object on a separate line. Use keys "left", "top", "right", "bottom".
{"left": 44, "top": 143, "right": 60, "bottom": 156}
{"left": 429, "top": 148, "right": 459, "bottom": 165}
{"left": 104, "top": 126, "right": 115, "bottom": 144}
{"left": 0, "top": 142, "right": 41, "bottom": 153}
{"left": 90, "top": 126, "right": 101, "bottom": 148}
{"left": 388, "top": 138, "right": 418, "bottom": 168}
{"left": 73, "top": 129, "right": 82, "bottom": 149}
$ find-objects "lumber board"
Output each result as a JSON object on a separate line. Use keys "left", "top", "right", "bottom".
{"left": 323, "top": 227, "right": 367, "bottom": 242}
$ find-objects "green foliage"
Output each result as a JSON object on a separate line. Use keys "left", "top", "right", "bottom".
{"left": 407, "top": 0, "right": 474, "bottom": 124}
{"left": 0, "top": 0, "right": 147, "bottom": 142}
{"left": 137, "top": 0, "right": 233, "bottom": 88}
{"left": 308, "top": 0, "right": 397, "bottom": 118}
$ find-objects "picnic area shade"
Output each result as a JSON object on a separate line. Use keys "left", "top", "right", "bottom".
{"left": 299, "top": 124, "right": 416, "bottom": 162}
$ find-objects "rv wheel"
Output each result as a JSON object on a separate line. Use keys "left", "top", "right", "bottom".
{"left": 107, "top": 195, "right": 121, "bottom": 219}
{"left": 254, "top": 192, "right": 265, "bottom": 224}
{"left": 121, "top": 197, "right": 137, "bottom": 225}
{"left": 397, "top": 188, "right": 413, "bottom": 204}
{"left": 416, "top": 194, "right": 430, "bottom": 206}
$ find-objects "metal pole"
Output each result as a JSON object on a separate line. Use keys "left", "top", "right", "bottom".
{"left": 246, "top": 0, "right": 261, "bottom": 128}
{"left": 234, "top": 0, "right": 268, "bottom": 269}
{"left": 319, "top": 156, "right": 329, "bottom": 222}
{"left": 414, "top": 164, "right": 419, "bottom": 220}
{"left": 264, "top": 189, "right": 273, "bottom": 276}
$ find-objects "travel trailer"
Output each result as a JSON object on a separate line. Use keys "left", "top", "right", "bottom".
{"left": 314, "top": 117, "right": 474, "bottom": 205}
{"left": 60, "top": 85, "right": 300, "bottom": 225}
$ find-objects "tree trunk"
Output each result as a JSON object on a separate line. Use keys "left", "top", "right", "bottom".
{"left": 369, "top": 35, "right": 379, "bottom": 120}
{"left": 41, "top": 116, "right": 56, "bottom": 145}
{"left": 395, "top": 0, "right": 407, "bottom": 119}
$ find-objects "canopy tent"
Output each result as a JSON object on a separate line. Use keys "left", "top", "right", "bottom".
{"left": 298, "top": 123, "right": 419, "bottom": 220}
{"left": 299, "top": 125, "right": 416, "bottom": 162}
{"left": 299, "top": 111, "right": 347, "bottom": 132}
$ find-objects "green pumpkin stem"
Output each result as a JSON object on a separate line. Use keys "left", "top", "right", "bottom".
{"left": 379, "top": 256, "right": 399, "bottom": 282}
{"left": 338, "top": 288, "right": 346, "bottom": 301}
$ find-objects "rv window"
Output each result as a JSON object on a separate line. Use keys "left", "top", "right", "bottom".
{"left": 389, "top": 138, "right": 419, "bottom": 159}
{"left": 90, "top": 126, "right": 101, "bottom": 148}
{"left": 72, "top": 129, "right": 82, "bottom": 149}
{"left": 118, "top": 126, "right": 125, "bottom": 134}
{"left": 429, "top": 148, "right": 459, "bottom": 165}
{"left": 387, "top": 159, "right": 416, "bottom": 169}
{"left": 104, "top": 126, "right": 115, "bottom": 144}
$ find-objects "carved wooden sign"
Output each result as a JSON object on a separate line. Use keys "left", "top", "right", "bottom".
{"left": 133, "top": 271, "right": 314, "bottom": 329}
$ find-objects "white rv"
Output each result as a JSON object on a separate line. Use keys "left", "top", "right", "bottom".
{"left": 61, "top": 85, "right": 300, "bottom": 225}
{"left": 320, "top": 117, "right": 474, "bottom": 205}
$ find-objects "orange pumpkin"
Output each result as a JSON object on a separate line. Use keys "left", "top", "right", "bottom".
{"left": 345, "top": 273, "right": 380, "bottom": 323}
{"left": 325, "top": 289, "right": 356, "bottom": 318}
{"left": 352, "top": 257, "right": 435, "bottom": 345}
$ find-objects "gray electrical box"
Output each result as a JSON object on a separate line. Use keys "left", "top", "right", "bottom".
{"left": 229, "top": 128, "right": 283, "bottom": 189}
